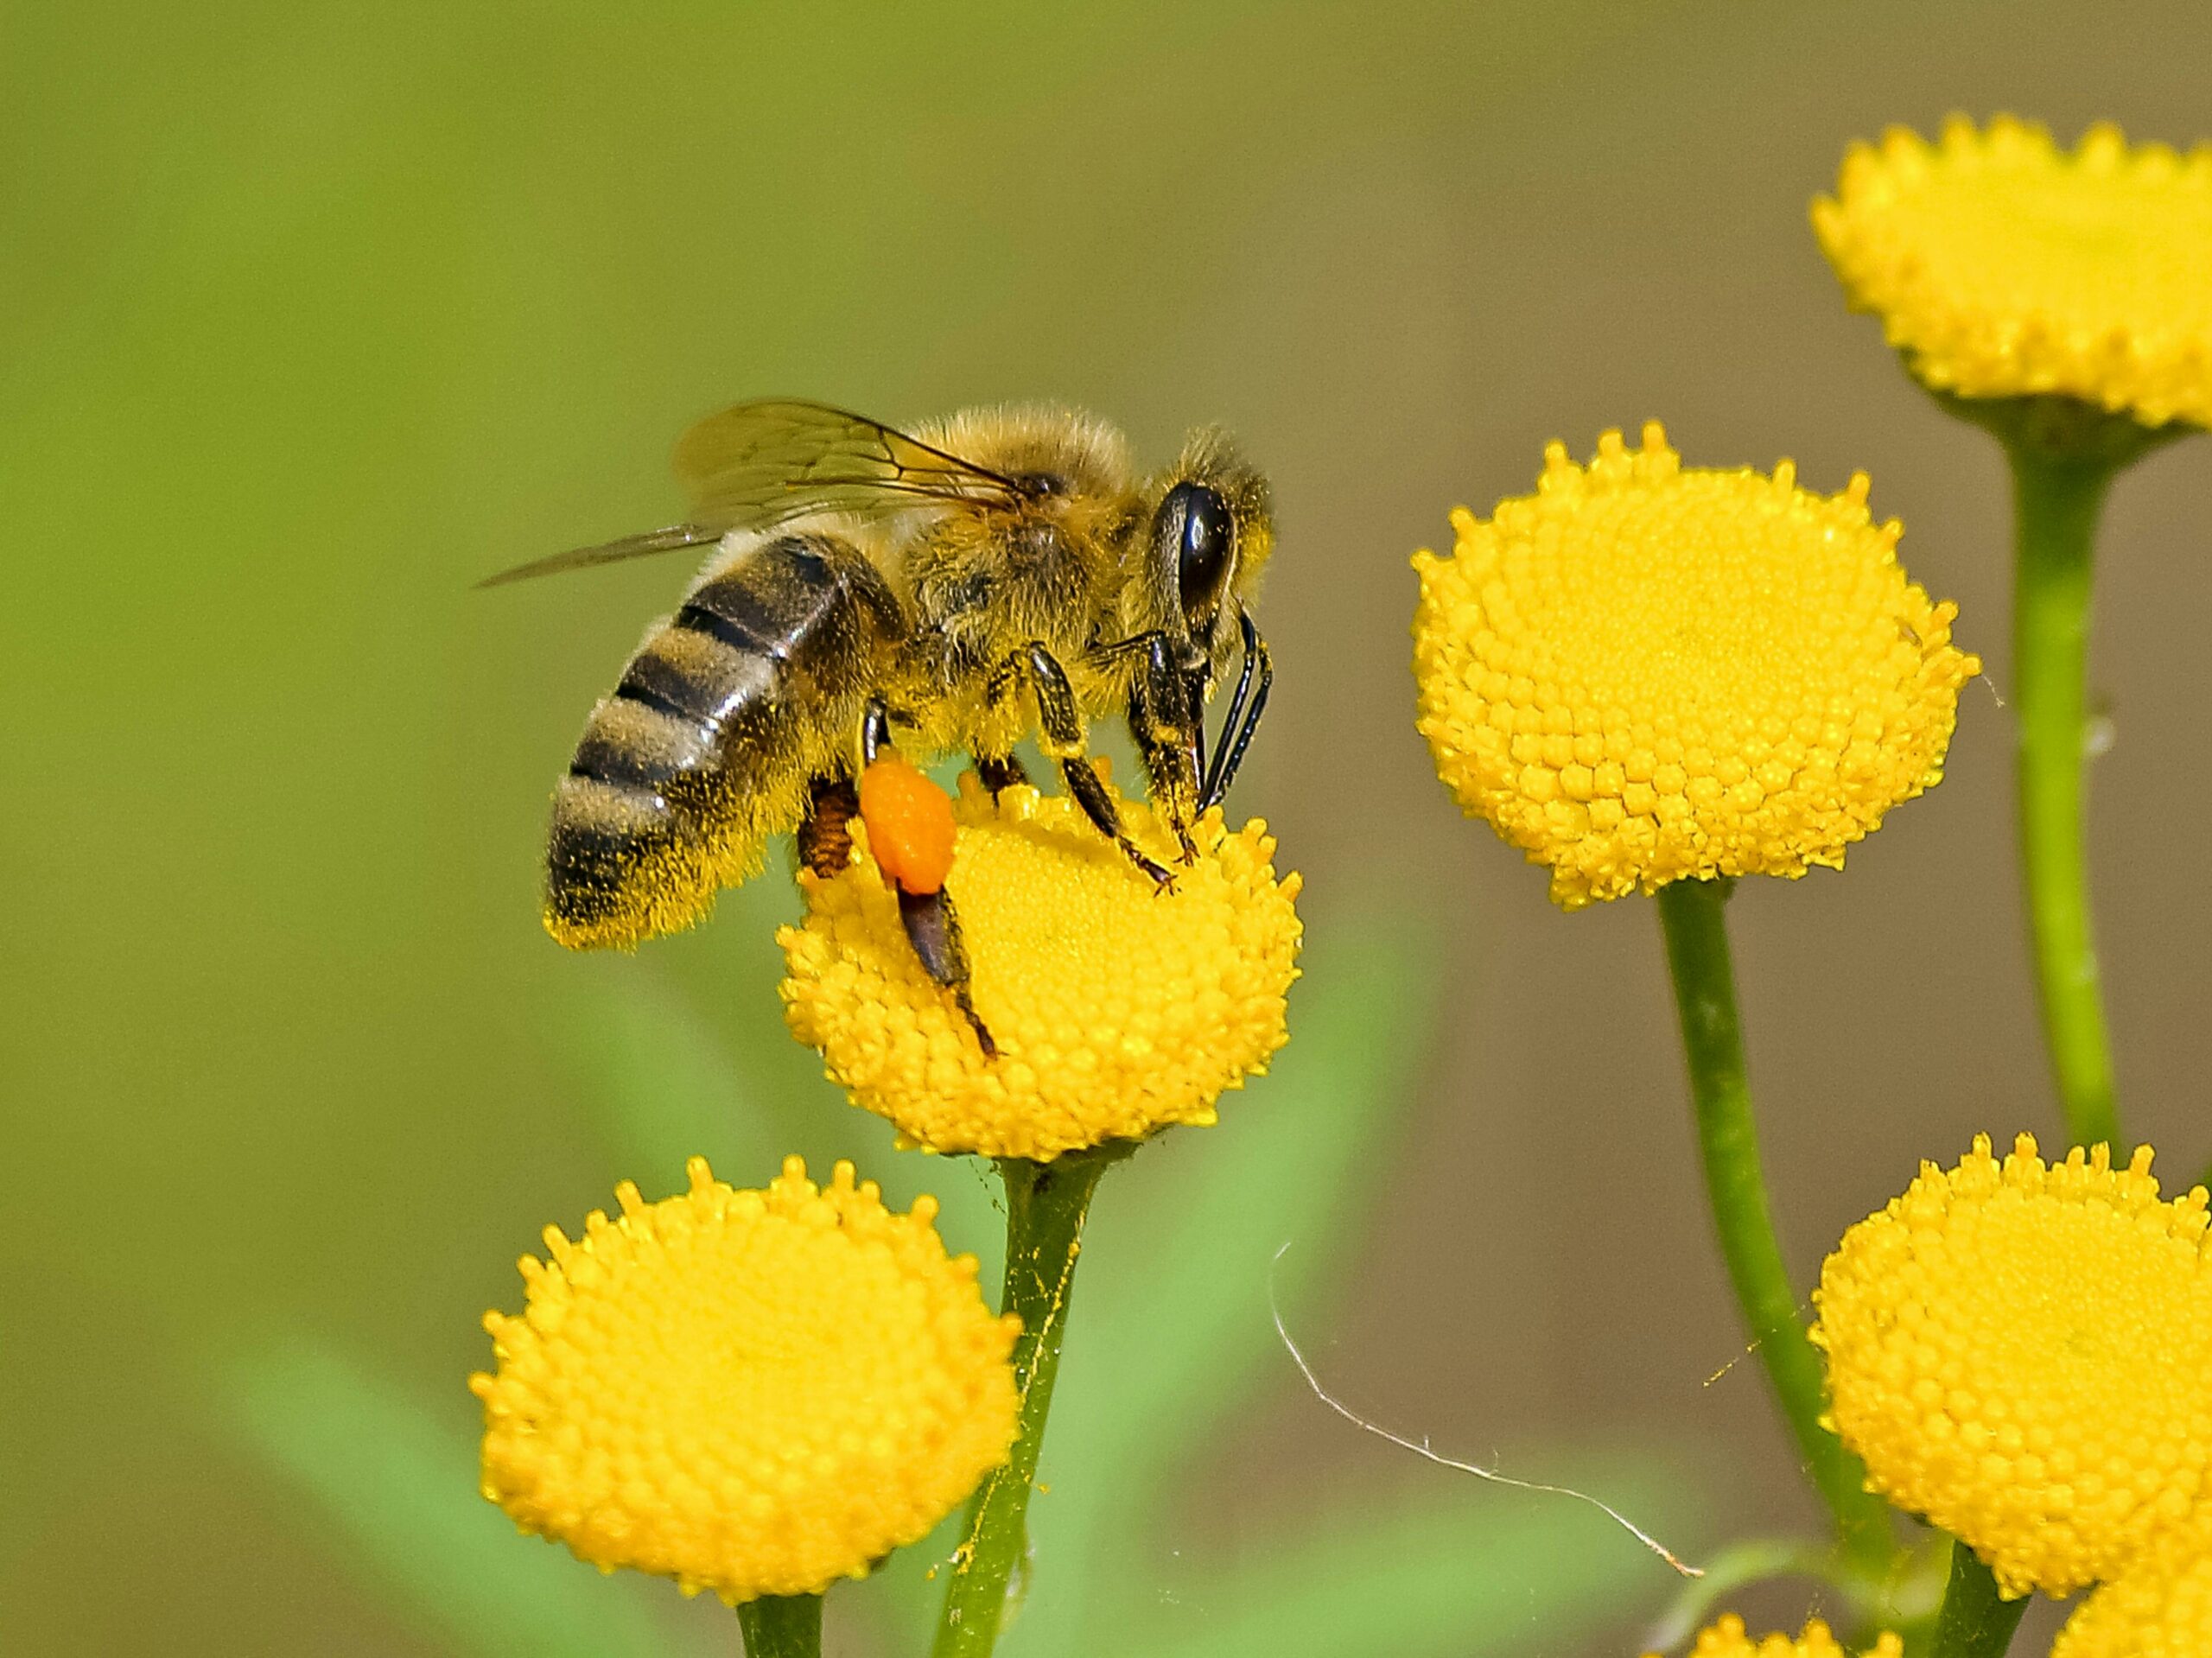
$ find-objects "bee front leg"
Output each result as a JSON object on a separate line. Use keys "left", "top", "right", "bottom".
{"left": 1003, "top": 641, "right": 1176, "bottom": 890}
{"left": 1122, "top": 633, "right": 1201, "bottom": 863}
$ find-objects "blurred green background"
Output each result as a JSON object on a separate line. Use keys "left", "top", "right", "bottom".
{"left": 8, "top": 3, "right": 2212, "bottom": 1653}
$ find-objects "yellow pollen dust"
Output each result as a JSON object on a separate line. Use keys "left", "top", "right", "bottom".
{"left": 1815, "top": 115, "right": 2212, "bottom": 429}
{"left": 471, "top": 1156, "right": 1020, "bottom": 1604}
{"left": 779, "top": 772, "right": 1301, "bottom": 1161}
{"left": 1411, "top": 423, "right": 1977, "bottom": 907}
{"left": 1644, "top": 1614, "right": 1904, "bottom": 1658}
{"left": 1812, "top": 1134, "right": 2212, "bottom": 1598}
{"left": 2051, "top": 1505, "right": 2212, "bottom": 1658}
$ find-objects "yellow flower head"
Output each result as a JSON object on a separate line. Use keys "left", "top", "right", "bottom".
{"left": 780, "top": 773, "right": 1301, "bottom": 1160}
{"left": 1643, "top": 1613, "right": 1904, "bottom": 1658}
{"left": 1812, "top": 1134, "right": 2212, "bottom": 1597}
{"left": 1411, "top": 424, "right": 1978, "bottom": 907}
{"left": 1815, "top": 116, "right": 2212, "bottom": 429}
{"left": 471, "top": 1157, "right": 1020, "bottom": 1604}
{"left": 2051, "top": 1506, "right": 2212, "bottom": 1658}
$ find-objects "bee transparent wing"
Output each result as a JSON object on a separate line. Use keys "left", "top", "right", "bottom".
{"left": 477, "top": 401, "right": 1024, "bottom": 589}
{"left": 672, "top": 397, "right": 1027, "bottom": 529}
{"left": 475, "top": 524, "right": 724, "bottom": 588}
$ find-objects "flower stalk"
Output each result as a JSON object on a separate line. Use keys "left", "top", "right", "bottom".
{"left": 1935, "top": 392, "right": 2190, "bottom": 1153}
{"left": 934, "top": 1142, "right": 1130, "bottom": 1658}
{"left": 1656, "top": 878, "right": 1892, "bottom": 1570}
{"left": 1927, "top": 1542, "right": 2025, "bottom": 1658}
{"left": 738, "top": 1593, "right": 823, "bottom": 1658}
{"left": 2008, "top": 439, "right": 2125, "bottom": 1153}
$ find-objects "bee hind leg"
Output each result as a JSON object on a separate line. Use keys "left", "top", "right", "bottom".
{"left": 899, "top": 887, "right": 996, "bottom": 1058}
{"left": 796, "top": 773, "right": 861, "bottom": 877}
{"left": 849, "top": 697, "right": 997, "bottom": 1058}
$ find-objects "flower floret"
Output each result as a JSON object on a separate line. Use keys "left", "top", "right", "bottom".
{"left": 1812, "top": 1133, "right": 2212, "bottom": 1597}
{"left": 780, "top": 772, "right": 1301, "bottom": 1160}
{"left": 472, "top": 1156, "right": 1020, "bottom": 1603}
{"left": 2051, "top": 1506, "right": 2212, "bottom": 1658}
{"left": 1412, "top": 423, "right": 1977, "bottom": 906}
{"left": 1644, "top": 1613, "right": 1904, "bottom": 1657}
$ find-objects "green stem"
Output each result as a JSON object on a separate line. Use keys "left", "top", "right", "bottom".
{"left": 932, "top": 1143, "right": 1128, "bottom": 1658}
{"left": 2008, "top": 442, "right": 2125, "bottom": 1153}
{"left": 1928, "top": 1541, "right": 2025, "bottom": 1658}
{"left": 737, "top": 1593, "right": 822, "bottom": 1658}
{"left": 1656, "top": 879, "right": 1893, "bottom": 1571}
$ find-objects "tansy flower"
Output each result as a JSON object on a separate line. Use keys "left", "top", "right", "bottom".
{"left": 1411, "top": 424, "right": 1977, "bottom": 907}
{"left": 1644, "top": 1614, "right": 1903, "bottom": 1658}
{"left": 780, "top": 772, "right": 1300, "bottom": 1161}
{"left": 1815, "top": 116, "right": 2212, "bottom": 430}
{"left": 1811, "top": 1134, "right": 2212, "bottom": 1598}
{"left": 472, "top": 1156, "right": 1020, "bottom": 1603}
{"left": 2050, "top": 1505, "right": 2212, "bottom": 1658}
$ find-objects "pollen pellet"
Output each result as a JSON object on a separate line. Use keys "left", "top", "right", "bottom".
{"left": 857, "top": 753, "right": 957, "bottom": 895}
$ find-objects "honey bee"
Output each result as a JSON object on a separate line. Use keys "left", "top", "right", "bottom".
{"left": 486, "top": 399, "right": 1274, "bottom": 1047}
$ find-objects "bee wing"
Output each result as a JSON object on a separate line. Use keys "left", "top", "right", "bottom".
{"left": 474, "top": 524, "right": 725, "bottom": 588}
{"left": 478, "top": 401, "right": 1027, "bottom": 588}
{"left": 672, "top": 397, "right": 1027, "bottom": 528}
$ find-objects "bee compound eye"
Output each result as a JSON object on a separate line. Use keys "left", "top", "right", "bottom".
{"left": 1166, "top": 482, "right": 1235, "bottom": 626}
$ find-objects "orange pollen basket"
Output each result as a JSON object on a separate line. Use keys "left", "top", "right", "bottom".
{"left": 857, "top": 753, "right": 957, "bottom": 894}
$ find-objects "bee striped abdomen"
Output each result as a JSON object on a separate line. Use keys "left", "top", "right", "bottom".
{"left": 545, "top": 532, "right": 901, "bottom": 949}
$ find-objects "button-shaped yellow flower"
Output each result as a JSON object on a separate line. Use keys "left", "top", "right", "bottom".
{"left": 1815, "top": 116, "right": 2212, "bottom": 429}
{"left": 1812, "top": 1134, "right": 2212, "bottom": 1598}
{"left": 1644, "top": 1613, "right": 1904, "bottom": 1658}
{"left": 2051, "top": 1506, "right": 2212, "bottom": 1658}
{"left": 472, "top": 1157, "right": 1020, "bottom": 1604}
{"left": 780, "top": 773, "right": 1300, "bottom": 1160}
{"left": 1412, "top": 424, "right": 1977, "bottom": 907}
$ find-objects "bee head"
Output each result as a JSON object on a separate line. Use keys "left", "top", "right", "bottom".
{"left": 1148, "top": 431, "right": 1273, "bottom": 674}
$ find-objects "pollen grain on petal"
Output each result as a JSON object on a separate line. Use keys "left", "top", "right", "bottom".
{"left": 472, "top": 1157, "right": 1020, "bottom": 1604}
{"left": 1815, "top": 115, "right": 2212, "bottom": 429}
{"left": 1812, "top": 1133, "right": 2212, "bottom": 1598}
{"left": 779, "top": 773, "right": 1301, "bottom": 1160}
{"left": 1411, "top": 424, "right": 1977, "bottom": 907}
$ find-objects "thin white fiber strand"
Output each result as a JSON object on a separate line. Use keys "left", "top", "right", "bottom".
{"left": 1269, "top": 1242, "right": 1702, "bottom": 1579}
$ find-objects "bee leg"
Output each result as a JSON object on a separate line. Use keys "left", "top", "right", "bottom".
{"left": 1007, "top": 640, "right": 1177, "bottom": 890}
{"left": 1124, "top": 634, "right": 1201, "bottom": 863}
{"left": 899, "top": 887, "right": 996, "bottom": 1058}
{"left": 976, "top": 753, "right": 1029, "bottom": 798}
{"left": 861, "top": 696, "right": 894, "bottom": 765}
{"left": 796, "top": 773, "right": 860, "bottom": 876}
{"left": 1061, "top": 751, "right": 1177, "bottom": 891}
{"left": 1199, "top": 611, "right": 1272, "bottom": 811}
